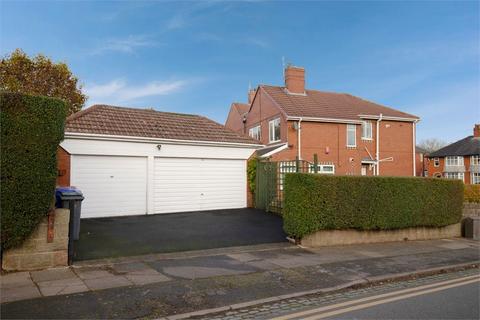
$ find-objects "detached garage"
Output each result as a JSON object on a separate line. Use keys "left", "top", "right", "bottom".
{"left": 58, "top": 105, "right": 261, "bottom": 218}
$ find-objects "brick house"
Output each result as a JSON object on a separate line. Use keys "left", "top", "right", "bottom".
{"left": 427, "top": 125, "right": 480, "bottom": 184}
{"left": 225, "top": 66, "right": 420, "bottom": 176}
{"left": 415, "top": 146, "right": 429, "bottom": 177}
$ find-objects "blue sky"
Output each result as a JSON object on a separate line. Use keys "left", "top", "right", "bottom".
{"left": 1, "top": 1, "right": 478, "bottom": 143}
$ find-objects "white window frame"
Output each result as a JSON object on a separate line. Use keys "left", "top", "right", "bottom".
{"left": 444, "top": 172, "right": 464, "bottom": 181}
{"left": 248, "top": 125, "right": 261, "bottom": 140}
{"left": 309, "top": 164, "right": 335, "bottom": 174}
{"left": 445, "top": 156, "right": 464, "bottom": 166}
{"left": 472, "top": 172, "right": 480, "bottom": 184}
{"left": 361, "top": 121, "right": 373, "bottom": 140}
{"left": 433, "top": 157, "right": 440, "bottom": 167}
{"left": 346, "top": 124, "right": 356, "bottom": 147}
{"left": 471, "top": 155, "right": 480, "bottom": 165}
{"left": 269, "top": 118, "right": 281, "bottom": 143}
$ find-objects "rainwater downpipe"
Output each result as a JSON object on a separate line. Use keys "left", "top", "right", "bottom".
{"left": 376, "top": 113, "right": 383, "bottom": 176}
{"left": 297, "top": 118, "right": 303, "bottom": 160}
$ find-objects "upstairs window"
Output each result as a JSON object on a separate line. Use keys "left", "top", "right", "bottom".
{"left": 248, "top": 125, "right": 261, "bottom": 140}
{"left": 434, "top": 157, "right": 440, "bottom": 167}
{"left": 445, "top": 156, "right": 464, "bottom": 166}
{"left": 346, "top": 124, "right": 356, "bottom": 147}
{"left": 361, "top": 121, "right": 372, "bottom": 140}
{"left": 269, "top": 118, "right": 281, "bottom": 143}
{"left": 471, "top": 155, "right": 480, "bottom": 166}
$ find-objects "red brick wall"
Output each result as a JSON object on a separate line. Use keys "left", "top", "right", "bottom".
{"left": 56, "top": 147, "right": 70, "bottom": 187}
{"left": 427, "top": 155, "right": 473, "bottom": 184}
{"left": 225, "top": 105, "right": 246, "bottom": 134}
{"left": 239, "top": 88, "right": 415, "bottom": 177}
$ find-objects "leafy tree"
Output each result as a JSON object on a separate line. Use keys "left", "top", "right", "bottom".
{"left": 0, "top": 49, "right": 86, "bottom": 115}
{"left": 418, "top": 138, "right": 448, "bottom": 153}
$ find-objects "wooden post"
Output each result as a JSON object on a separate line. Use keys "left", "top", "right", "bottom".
{"left": 295, "top": 156, "right": 300, "bottom": 173}
{"left": 313, "top": 153, "right": 318, "bottom": 173}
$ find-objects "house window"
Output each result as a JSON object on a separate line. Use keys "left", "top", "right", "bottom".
{"left": 361, "top": 121, "right": 372, "bottom": 140}
{"left": 471, "top": 155, "right": 480, "bottom": 165}
{"left": 444, "top": 172, "right": 464, "bottom": 181}
{"left": 269, "top": 118, "right": 281, "bottom": 143}
{"left": 346, "top": 124, "right": 356, "bottom": 147}
{"left": 445, "top": 156, "right": 464, "bottom": 166}
{"left": 434, "top": 158, "right": 440, "bottom": 167}
{"left": 472, "top": 173, "right": 480, "bottom": 184}
{"left": 309, "top": 164, "right": 335, "bottom": 174}
{"left": 248, "top": 125, "right": 261, "bottom": 140}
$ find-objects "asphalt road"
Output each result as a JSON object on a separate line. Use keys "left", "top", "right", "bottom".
{"left": 328, "top": 280, "right": 479, "bottom": 320}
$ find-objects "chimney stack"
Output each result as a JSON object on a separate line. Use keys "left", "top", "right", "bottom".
{"left": 248, "top": 88, "right": 256, "bottom": 104}
{"left": 284, "top": 65, "right": 305, "bottom": 94}
{"left": 474, "top": 124, "right": 480, "bottom": 137}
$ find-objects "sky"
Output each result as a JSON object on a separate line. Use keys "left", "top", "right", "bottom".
{"left": 1, "top": 0, "right": 479, "bottom": 143}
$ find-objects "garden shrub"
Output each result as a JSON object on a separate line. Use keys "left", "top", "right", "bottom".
{"left": 283, "top": 174, "right": 464, "bottom": 238}
{"left": 1, "top": 92, "right": 66, "bottom": 250}
{"left": 464, "top": 184, "right": 480, "bottom": 203}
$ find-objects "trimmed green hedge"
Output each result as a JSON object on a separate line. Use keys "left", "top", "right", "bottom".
{"left": 283, "top": 174, "right": 464, "bottom": 238}
{"left": 1, "top": 92, "right": 66, "bottom": 250}
{"left": 464, "top": 184, "right": 480, "bottom": 203}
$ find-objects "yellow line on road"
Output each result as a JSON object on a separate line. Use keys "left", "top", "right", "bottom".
{"left": 271, "top": 274, "right": 480, "bottom": 320}
{"left": 302, "top": 277, "right": 480, "bottom": 320}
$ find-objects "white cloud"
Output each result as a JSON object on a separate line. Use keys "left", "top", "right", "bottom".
{"left": 166, "top": 14, "right": 186, "bottom": 30}
{"left": 91, "top": 35, "right": 157, "bottom": 55}
{"left": 85, "top": 78, "right": 187, "bottom": 105}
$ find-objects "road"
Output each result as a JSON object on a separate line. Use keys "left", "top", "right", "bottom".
{"left": 278, "top": 274, "right": 479, "bottom": 320}
{"left": 193, "top": 268, "right": 480, "bottom": 320}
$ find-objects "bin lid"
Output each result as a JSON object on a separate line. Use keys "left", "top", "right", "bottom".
{"left": 56, "top": 187, "right": 83, "bottom": 196}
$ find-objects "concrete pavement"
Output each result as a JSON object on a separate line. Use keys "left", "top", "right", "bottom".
{"left": 1, "top": 238, "right": 479, "bottom": 319}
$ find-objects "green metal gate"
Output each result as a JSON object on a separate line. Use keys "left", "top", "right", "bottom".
{"left": 255, "top": 158, "right": 313, "bottom": 214}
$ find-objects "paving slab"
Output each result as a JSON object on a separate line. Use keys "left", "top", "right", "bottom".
{"left": 1, "top": 285, "right": 41, "bottom": 303}
{"left": 83, "top": 275, "right": 133, "bottom": 290}
{"left": 0, "top": 272, "right": 33, "bottom": 289}
{"left": 30, "top": 267, "right": 76, "bottom": 283}
{"left": 37, "top": 278, "right": 89, "bottom": 296}
{"left": 74, "top": 268, "right": 113, "bottom": 280}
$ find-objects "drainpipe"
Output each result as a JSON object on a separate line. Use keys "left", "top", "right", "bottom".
{"left": 412, "top": 120, "right": 417, "bottom": 176}
{"left": 376, "top": 113, "right": 383, "bottom": 176}
{"left": 297, "top": 118, "right": 303, "bottom": 160}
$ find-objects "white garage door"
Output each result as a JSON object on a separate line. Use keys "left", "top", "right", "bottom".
{"left": 153, "top": 157, "right": 246, "bottom": 214}
{"left": 71, "top": 155, "right": 147, "bottom": 218}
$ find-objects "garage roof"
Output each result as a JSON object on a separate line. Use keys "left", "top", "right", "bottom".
{"left": 66, "top": 105, "right": 260, "bottom": 144}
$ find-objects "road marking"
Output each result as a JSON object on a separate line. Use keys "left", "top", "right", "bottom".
{"left": 272, "top": 274, "right": 480, "bottom": 320}
{"left": 302, "top": 277, "right": 480, "bottom": 320}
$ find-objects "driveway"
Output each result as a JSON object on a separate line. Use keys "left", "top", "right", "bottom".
{"left": 74, "top": 208, "right": 286, "bottom": 261}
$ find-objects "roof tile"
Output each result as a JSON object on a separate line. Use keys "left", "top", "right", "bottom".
{"left": 66, "top": 105, "right": 260, "bottom": 144}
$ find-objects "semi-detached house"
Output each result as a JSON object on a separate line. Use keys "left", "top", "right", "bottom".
{"left": 225, "top": 66, "right": 420, "bottom": 176}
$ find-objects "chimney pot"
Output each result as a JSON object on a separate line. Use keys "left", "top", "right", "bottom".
{"left": 284, "top": 65, "right": 305, "bottom": 94}
{"left": 474, "top": 124, "right": 480, "bottom": 137}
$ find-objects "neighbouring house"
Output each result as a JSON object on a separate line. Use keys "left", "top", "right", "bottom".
{"left": 427, "top": 124, "right": 480, "bottom": 184}
{"left": 415, "top": 146, "right": 429, "bottom": 177}
{"left": 225, "top": 65, "right": 420, "bottom": 176}
{"left": 57, "top": 105, "right": 261, "bottom": 218}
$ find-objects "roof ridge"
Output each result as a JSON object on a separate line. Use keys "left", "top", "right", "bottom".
{"left": 66, "top": 105, "right": 100, "bottom": 123}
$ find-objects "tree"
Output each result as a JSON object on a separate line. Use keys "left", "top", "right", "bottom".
{"left": 0, "top": 49, "right": 86, "bottom": 116}
{"left": 418, "top": 138, "right": 448, "bottom": 153}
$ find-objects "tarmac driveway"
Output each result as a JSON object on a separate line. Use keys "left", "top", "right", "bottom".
{"left": 74, "top": 208, "right": 286, "bottom": 261}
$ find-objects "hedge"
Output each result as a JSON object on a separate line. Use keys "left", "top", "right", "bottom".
{"left": 283, "top": 174, "right": 464, "bottom": 238}
{"left": 1, "top": 92, "right": 66, "bottom": 250}
{"left": 464, "top": 184, "right": 480, "bottom": 203}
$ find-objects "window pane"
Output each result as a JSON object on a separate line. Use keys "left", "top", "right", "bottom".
{"left": 347, "top": 124, "right": 356, "bottom": 146}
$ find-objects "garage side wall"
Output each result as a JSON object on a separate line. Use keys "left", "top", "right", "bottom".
{"left": 56, "top": 147, "right": 71, "bottom": 187}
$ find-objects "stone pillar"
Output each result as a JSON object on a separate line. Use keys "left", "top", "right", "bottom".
{"left": 2, "top": 209, "right": 70, "bottom": 271}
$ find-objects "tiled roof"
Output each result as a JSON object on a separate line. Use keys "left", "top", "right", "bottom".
{"left": 66, "top": 105, "right": 260, "bottom": 144}
{"left": 429, "top": 136, "right": 480, "bottom": 157}
{"left": 232, "top": 102, "right": 250, "bottom": 116}
{"left": 261, "top": 85, "right": 419, "bottom": 121}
